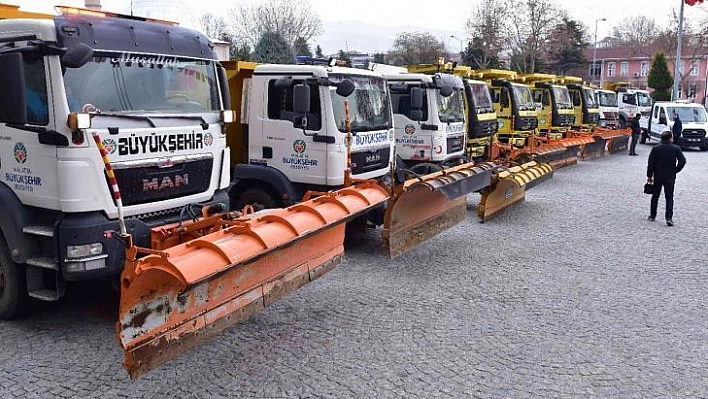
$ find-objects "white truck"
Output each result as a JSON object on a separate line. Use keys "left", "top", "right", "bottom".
{"left": 371, "top": 65, "right": 467, "bottom": 174}
{"left": 640, "top": 101, "right": 708, "bottom": 151}
{"left": 594, "top": 88, "right": 621, "bottom": 128}
{"left": 616, "top": 87, "right": 652, "bottom": 127}
{"left": 0, "top": 9, "right": 232, "bottom": 318}
{"left": 226, "top": 62, "right": 395, "bottom": 213}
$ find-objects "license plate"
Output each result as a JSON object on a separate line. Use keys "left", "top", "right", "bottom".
{"left": 365, "top": 153, "right": 381, "bottom": 164}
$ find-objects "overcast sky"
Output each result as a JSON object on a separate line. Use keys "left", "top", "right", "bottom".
{"left": 10, "top": 0, "right": 708, "bottom": 53}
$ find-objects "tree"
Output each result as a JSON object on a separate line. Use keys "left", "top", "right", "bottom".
{"left": 373, "top": 52, "right": 385, "bottom": 64}
{"left": 464, "top": 0, "right": 507, "bottom": 69}
{"left": 228, "top": 0, "right": 323, "bottom": 48}
{"left": 232, "top": 43, "right": 252, "bottom": 61}
{"left": 389, "top": 32, "right": 445, "bottom": 65}
{"left": 337, "top": 50, "right": 351, "bottom": 65}
{"left": 609, "top": 16, "right": 660, "bottom": 54}
{"left": 293, "top": 37, "right": 312, "bottom": 57}
{"left": 648, "top": 52, "right": 673, "bottom": 101}
{"left": 253, "top": 32, "right": 293, "bottom": 64}
{"left": 315, "top": 44, "right": 324, "bottom": 58}
{"left": 200, "top": 13, "right": 229, "bottom": 41}
{"left": 504, "top": 0, "right": 563, "bottom": 73}
{"left": 546, "top": 17, "right": 588, "bottom": 75}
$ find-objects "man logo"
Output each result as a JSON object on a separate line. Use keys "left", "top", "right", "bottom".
{"left": 293, "top": 139, "right": 307, "bottom": 154}
{"left": 143, "top": 174, "right": 189, "bottom": 191}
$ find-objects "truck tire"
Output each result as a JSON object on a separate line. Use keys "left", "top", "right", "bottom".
{"left": 0, "top": 234, "right": 29, "bottom": 320}
{"left": 619, "top": 117, "right": 627, "bottom": 128}
{"left": 700, "top": 146, "right": 708, "bottom": 152}
{"left": 235, "top": 187, "right": 280, "bottom": 212}
{"left": 409, "top": 162, "right": 443, "bottom": 176}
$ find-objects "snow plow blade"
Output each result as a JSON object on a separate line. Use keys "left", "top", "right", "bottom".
{"left": 581, "top": 136, "right": 607, "bottom": 160}
{"left": 477, "top": 161, "right": 553, "bottom": 222}
{"left": 117, "top": 182, "right": 388, "bottom": 378}
{"left": 534, "top": 143, "right": 577, "bottom": 169}
{"left": 383, "top": 162, "right": 498, "bottom": 258}
{"left": 593, "top": 127, "right": 631, "bottom": 153}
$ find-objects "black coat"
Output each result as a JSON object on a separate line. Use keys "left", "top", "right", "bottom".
{"left": 672, "top": 118, "right": 683, "bottom": 138}
{"left": 647, "top": 140, "right": 686, "bottom": 181}
{"left": 630, "top": 117, "right": 641, "bottom": 135}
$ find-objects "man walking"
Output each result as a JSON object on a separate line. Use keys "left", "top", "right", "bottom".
{"left": 647, "top": 131, "right": 686, "bottom": 226}
{"left": 628, "top": 113, "right": 641, "bottom": 155}
{"left": 672, "top": 111, "right": 683, "bottom": 144}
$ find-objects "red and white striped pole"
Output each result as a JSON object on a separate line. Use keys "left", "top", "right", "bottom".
{"left": 92, "top": 133, "right": 126, "bottom": 235}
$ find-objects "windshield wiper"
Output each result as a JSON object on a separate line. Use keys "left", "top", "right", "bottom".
{"left": 95, "top": 112, "right": 210, "bottom": 130}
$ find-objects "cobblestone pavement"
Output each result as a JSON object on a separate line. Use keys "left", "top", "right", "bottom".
{"left": 2, "top": 144, "right": 707, "bottom": 398}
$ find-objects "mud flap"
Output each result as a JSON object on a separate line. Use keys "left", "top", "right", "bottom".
{"left": 477, "top": 161, "right": 553, "bottom": 222}
{"left": 117, "top": 182, "right": 388, "bottom": 378}
{"left": 383, "top": 162, "right": 498, "bottom": 258}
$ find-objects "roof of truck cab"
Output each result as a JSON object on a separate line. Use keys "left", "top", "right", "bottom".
{"left": 253, "top": 64, "right": 384, "bottom": 78}
{"left": 381, "top": 72, "right": 433, "bottom": 83}
{"left": 0, "top": 19, "right": 57, "bottom": 42}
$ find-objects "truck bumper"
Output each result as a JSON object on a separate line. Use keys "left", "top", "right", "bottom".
{"left": 677, "top": 137, "right": 708, "bottom": 148}
{"left": 58, "top": 189, "right": 229, "bottom": 282}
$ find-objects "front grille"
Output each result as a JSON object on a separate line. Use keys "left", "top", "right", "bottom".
{"left": 682, "top": 128, "right": 706, "bottom": 138}
{"left": 587, "top": 113, "right": 600, "bottom": 124}
{"left": 111, "top": 157, "right": 213, "bottom": 206}
{"left": 515, "top": 116, "right": 538, "bottom": 131}
{"left": 641, "top": 111, "right": 651, "bottom": 117}
{"left": 555, "top": 114, "right": 575, "bottom": 127}
{"left": 446, "top": 136, "right": 464, "bottom": 154}
{"left": 351, "top": 147, "right": 390, "bottom": 175}
{"left": 473, "top": 120, "right": 498, "bottom": 137}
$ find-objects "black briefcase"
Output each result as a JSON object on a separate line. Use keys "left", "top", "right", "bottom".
{"left": 643, "top": 183, "right": 654, "bottom": 194}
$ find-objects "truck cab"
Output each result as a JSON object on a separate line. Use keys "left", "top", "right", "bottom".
{"left": 487, "top": 79, "right": 538, "bottom": 147}
{"left": 641, "top": 101, "right": 708, "bottom": 150}
{"left": 226, "top": 62, "right": 395, "bottom": 209}
{"left": 566, "top": 83, "right": 600, "bottom": 129}
{"left": 527, "top": 81, "right": 575, "bottom": 137}
{"left": 613, "top": 86, "right": 652, "bottom": 127}
{"left": 0, "top": 9, "right": 231, "bottom": 314}
{"left": 382, "top": 71, "right": 466, "bottom": 168}
{"left": 461, "top": 78, "right": 497, "bottom": 158}
{"left": 594, "top": 89, "right": 620, "bottom": 128}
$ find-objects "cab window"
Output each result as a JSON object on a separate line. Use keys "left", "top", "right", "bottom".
{"left": 24, "top": 55, "right": 48, "bottom": 125}
{"left": 267, "top": 80, "right": 321, "bottom": 130}
{"left": 390, "top": 84, "right": 428, "bottom": 121}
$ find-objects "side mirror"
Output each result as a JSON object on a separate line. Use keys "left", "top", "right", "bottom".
{"left": 293, "top": 84, "right": 310, "bottom": 114}
{"left": 439, "top": 85, "right": 453, "bottom": 97}
{"left": 410, "top": 87, "right": 423, "bottom": 110}
{"left": 61, "top": 43, "right": 94, "bottom": 69}
{"left": 335, "top": 79, "right": 355, "bottom": 97}
{"left": 659, "top": 117, "right": 667, "bottom": 125}
{"left": 0, "top": 53, "right": 27, "bottom": 124}
{"left": 410, "top": 110, "right": 423, "bottom": 121}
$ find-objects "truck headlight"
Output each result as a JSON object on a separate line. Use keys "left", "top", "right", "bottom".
{"left": 67, "top": 243, "right": 103, "bottom": 259}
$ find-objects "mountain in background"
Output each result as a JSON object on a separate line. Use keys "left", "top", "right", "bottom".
{"left": 314, "top": 20, "right": 466, "bottom": 55}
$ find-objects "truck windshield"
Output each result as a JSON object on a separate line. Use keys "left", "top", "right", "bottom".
{"left": 597, "top": 91, "right": 618, "bottom": 107}
{"left": 63, "top": 52, "right": 220, "bottom": 113}
{"left": 583, "top": 89, "right": 598, "bottom": 108}
{"left": 668, "top": 107, "right": 708, "bottom": 123}
{"left": 436, "top": 88, "right": 465, "bottom": 123}
{"left": 637, "top": 92, "right": 652, "bottom": 107}
{"left": 512, "top": 85, "right": 535, "bottom": 111}
{"left": 553, "top": 87, "right": 573, "bottom": 109}
{"left": 330, "top": 74, "right": 392, "bottom": 133}
{"left": 469, "top": 82, "right": 494, "bottom": 113}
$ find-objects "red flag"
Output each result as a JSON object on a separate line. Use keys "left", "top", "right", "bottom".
{"left": 685, "top": 0, "right": 704, "bottom": 6}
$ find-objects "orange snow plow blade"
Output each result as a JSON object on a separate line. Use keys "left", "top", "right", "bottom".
{"left": 117, "top": 182, "right": 388, "bottom": 378}
{"left": 477, "top": 161, "right": 553, "bottom": 222}
{"left": 593, "top": 127, "right": 631, "bottom": 153}
{"left": 383, "top": 161, "right": 498, "bottom": 258}
{"left": 533, "top": 142, "right": 576, "bottom": 169}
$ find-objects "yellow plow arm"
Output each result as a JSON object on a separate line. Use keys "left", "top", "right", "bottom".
{"left": 478, "top": 161, "right": 553, "bottom": 222}
{"left": 117, "top": 182, "right": 388, "bottom": 378}
{"left": 383, "top": 161, "right": 498, "bottom": 258}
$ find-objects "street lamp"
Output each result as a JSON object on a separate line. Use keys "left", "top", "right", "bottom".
{"left": 450, "top": 35, "right": 464, "bottom": 58}
{"left": 592, "top": 18, "right": 606, "bottom": 86}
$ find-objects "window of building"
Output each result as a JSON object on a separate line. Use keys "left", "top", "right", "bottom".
{"left": 688, "top": 83, "right": 697, "bottom": 98}
{"left": 640, "top": 61, "right": 649, "bottom": 76}
{"left": 589, "top": 61, "right": 601, "bottom": 77}
{"left": 267, "top": 80, "right": 321, "bottom": 130}
{"left": 607, "top": 62, "right": 616, "bottom": 77}
{"left": 620, "top": 62, "right": 629, "bottom": 77}
{"left": 690, "top": 60, "right": 699, "bottom": 76}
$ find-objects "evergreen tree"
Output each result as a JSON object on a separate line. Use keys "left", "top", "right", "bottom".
{"left": 462, "top": 39, "right": 502, "bottom": 69}
{"left": 232, "top": 43, "right": 252, "bottom": 61}
{"left": 547, "top": 17, "right": 588, "bottom": 75}
{"left": 293, "top": 37, "right": 313, "bottom": 57}
{"left": 337, "top": 49, "right": 351, "bottom": 65}
{"left": 373, "top": 52, "right": 385, "bottom": 64}
{"left": 315, "top": 45, "right": 324, "bottom": 58}
{"left": 253, "top": 32, "right": 293, "bottom": 64}
{"left": 648, "top": 52, "right": 673, "bottom": 101}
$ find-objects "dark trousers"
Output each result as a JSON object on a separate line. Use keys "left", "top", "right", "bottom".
{"left": 650, "top": 178, "right": 675, "bottom": 220}
{"left": 629, "top": 133, "right": 639, "bottom": 154}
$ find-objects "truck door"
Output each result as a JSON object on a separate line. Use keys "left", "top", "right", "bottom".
{"left": 261, "top": 79, "right": 327, "bottom": 186}
{"left": 654, "top": 107, "right": 668, "bottom": 139}
{"left": 1, "top": 52, "right": 60, "bottom": 209}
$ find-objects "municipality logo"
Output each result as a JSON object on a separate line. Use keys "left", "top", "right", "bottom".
{"left": 13, "top": 142, "right": 27, "bottom": 164}
{"left": 404, "top": 124, "right": 416, "bottom": 135}
{"left": 102, "top": 139, "right": 117, "bottom": 154}
{"left": 293, "top": 139, "right": 307, "bottom": 154}
{"left": 203, "top": 133, "right": 214, "bottom": 146}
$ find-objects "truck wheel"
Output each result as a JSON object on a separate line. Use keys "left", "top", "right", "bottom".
{"left": 700, "top": 146, "right": 708, "bottom": 152}
{"left": 409, "top": 162, "right": 443, "bottom": 176}
{"left": 619, "top": 118, "right": 627, "bottom": 128}
{"left": 235, "top": 187, "right": 280, "bottom": 212}
{"left": 0, "top": 235, "right": 29, "bottom": 320}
